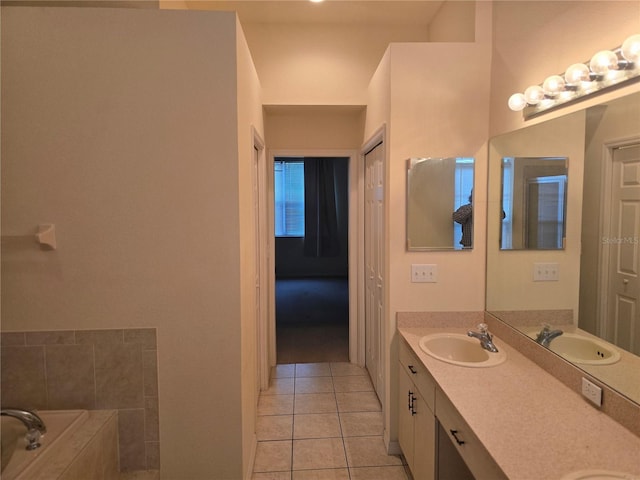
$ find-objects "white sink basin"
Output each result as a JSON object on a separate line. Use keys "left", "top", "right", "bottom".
{"left": 527, "top": 331, "right": 621, "bottom": 365}
{"left": 560, "top": 469, "right": 640, "bottom": 479}
{"left": 419, "top": 333, "right": 507, "bottom": 367}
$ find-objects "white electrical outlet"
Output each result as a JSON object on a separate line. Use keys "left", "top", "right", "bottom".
{"left": 533, "top": 262, "right": 559, "bottom": 281}
{"left": 581, "top": 377, "right": 602, "bottom": 407}
{"left": 411, "top": 264, "right": 437, "bottom": 283}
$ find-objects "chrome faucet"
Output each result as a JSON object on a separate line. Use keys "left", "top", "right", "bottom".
{"left": 535, "top": 323, "right": 563, "bottom": 347}
{"left": 467, "top": 323, "right": 499, "bottom": 353}
{"left": 1, "top": 408, "right": 47, "bottom": 450}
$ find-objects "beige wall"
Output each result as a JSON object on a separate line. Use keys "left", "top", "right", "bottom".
{"left": 1, "top": 7, "right": 263, "bottom": 479}
{"left": 489, "top": 0, "right": 640, "bottom": 137}
{"left": 167, "top": 1, "right": 476, "bottom": 106}
{"left": 580, "top": 93, "right": 640, "bottom": 335}
{"left": 3, "top": 1, "right": 639, "bottom": 477}
{"left": 2, "top": 0, "right": 159, "bottom": 7}
{"left": 247, "top": 22, "right": 429, "bottom": 106}
{"left": 427, "top": 0, "right": 475, "bottom": 42}
{"left": 364, "top": 0, "right": 493, "bottom": 448}
{"left": 486, "top": 111, "right": 586, "bottom": 314}
{"left": 265, "top": 106, "right": 366, "bottom": 150}
{"left": 235, "top": 16, "right": 265, "bottom": 480}
{"left": 486, "top": 0, "right": 639, "bottom": 316}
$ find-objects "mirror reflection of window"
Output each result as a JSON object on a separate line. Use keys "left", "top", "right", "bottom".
{"left": 525, "top": 175, "right": 566, "bottom": 249}
{"left": 453, "top": 158, "right": 475, "bottom": 249}
{"left": 500, "top": 156, "right": 568, "bottom": 250}
{"left": 501, "top": 157, "right": 513, "bottom": 249}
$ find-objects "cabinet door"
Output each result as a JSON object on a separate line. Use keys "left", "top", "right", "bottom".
{"left": 413, "top": 393, "right": 436, "bottom": 480}
{"left": 435, "top": 389, "right": 507, "bottom": 480}
{"left": 398, "top": 364, "right": 415, "bottom": 468}
{"left": 437, "top": 421, "right": 474, "bottom": 480}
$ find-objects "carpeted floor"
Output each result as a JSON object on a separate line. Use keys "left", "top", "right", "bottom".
{"left": 276, "top": 277, "right": 349, "bottom": 364}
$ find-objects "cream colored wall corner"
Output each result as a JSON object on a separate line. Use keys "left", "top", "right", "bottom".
{"left": 427, "top": 0, "right": 476, "bottom": 42}
{"left": 235, "top": 15, "right": 266, "bottom": 480}
{"left": 489, "top": 0, "right": 640, "bottom": 137}
{"left": 364, "top": 49, "right": 392, "bottom": 142}
{"left": 245, "top": 23, "right": 428, "bottom": 106}
{"left": 1, "top": 7, "right": 245, "bottom": 479}
{"left": 371, "top": 0, "right": 493, "bottom": 449}
{"left": 579, "top": 97, "right": 640, "bottom": 334}
{"left": 486, "top": 111, "right": 585, "bottom": 314}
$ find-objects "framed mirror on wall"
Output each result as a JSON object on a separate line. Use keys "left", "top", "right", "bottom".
{"left": 406, "top": 157, "right": 474, "bottom": 251}
{"left": 500, "top": 156, "right": 568, "bottom": 250}
{"left": 486, "top": 91, "right": 640, "bottom": 406}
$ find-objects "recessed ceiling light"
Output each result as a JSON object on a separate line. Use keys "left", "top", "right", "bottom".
{"left": 309, "top": 0, "right": 325, "bottom": 3}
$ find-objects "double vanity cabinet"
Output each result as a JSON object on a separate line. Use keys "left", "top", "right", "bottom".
{"left": 398, "top": 339, "right": 505, "bottom": 480}
{"left": 397, "top": 317, "right": 640, "bottom": 480}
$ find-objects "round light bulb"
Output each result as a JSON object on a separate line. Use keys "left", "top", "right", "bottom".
{"left": 621, "top": 34, "right": 640, "bottom": 63}
{"left": 564, "top": 63, "right": 591, "bottom": 85}
{"left": 508, "top": 93, "right": 527, "bottom": 111}
{"left": 589, "top": 50, "right": 619, "bottom": 75}
{"left": 542, "top": 75, "right": 565, "bottom": 95}
{"left": 524, "top": 85, "right": 545, "bottom": 105}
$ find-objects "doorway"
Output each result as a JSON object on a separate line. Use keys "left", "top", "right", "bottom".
{"left": 600, "top": 141, "right": 640, "bottom": 355}
{"left": 273, "top": 156, "right": 351, "bottom": 364}
{"left": 276, "top": 277, "right": 349, "bottom": 363}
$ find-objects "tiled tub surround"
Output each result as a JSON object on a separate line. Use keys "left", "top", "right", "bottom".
{"left": 8, "top": 410, "right": 119, "bottom": 480}
{"left": 1, "top": 328, "right": 159, "bottom": 472}
{"left": 397, "top": 313, "right": 640, "bottom": 479}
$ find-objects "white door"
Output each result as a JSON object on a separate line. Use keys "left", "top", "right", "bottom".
{"left": 606, "top": 143, "right": 640, "bottom": 355}
{"left": 364, "top": 142, "right": 385, "bottom": 399}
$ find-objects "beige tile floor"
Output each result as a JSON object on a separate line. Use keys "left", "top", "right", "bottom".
{"left": 253, "top": 362, "right": 409, "bottom": 480}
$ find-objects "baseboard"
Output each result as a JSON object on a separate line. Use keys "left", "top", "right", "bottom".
{"left": 245, "top": 433, "right": 257, "bottom": 480}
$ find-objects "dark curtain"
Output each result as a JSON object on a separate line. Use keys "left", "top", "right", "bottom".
{"left": 304, "top": 157, "right": 340, "bottom": 257}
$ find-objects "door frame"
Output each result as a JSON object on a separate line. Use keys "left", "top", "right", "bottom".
{"left": 252, "top": 127, "right": 270, "bottom": 391}
{"left": 266, "top": 148, "right": 360, "bottom": 370}
{"left": 360, "top": 125, "right": 387, "bottom": 390}
{"left": 597, "top": 135, "right": 640, "bottom": 339}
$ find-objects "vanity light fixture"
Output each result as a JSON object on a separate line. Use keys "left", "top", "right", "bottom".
{"left": 508, "top": 33, "right": 640, "bottom": 118}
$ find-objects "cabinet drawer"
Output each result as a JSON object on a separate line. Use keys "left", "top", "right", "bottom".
{"left": 435, "top": 389, "right": 507, "bottom": 480}
{"left": 399, "top": 340, "right": 435, "bottom": 412}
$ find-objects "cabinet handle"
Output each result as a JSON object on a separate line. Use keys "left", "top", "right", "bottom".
{"left": 408, "top": 391, "right": 413, "bottom": 410}
{"left": 450, "top": 429, "right": 465, "bottom": 445}
{"left": 411, "top": 396, "right": 417, "bottom": 416}
{"left": 408, "top": 365, "right": 417, "bottom": 374}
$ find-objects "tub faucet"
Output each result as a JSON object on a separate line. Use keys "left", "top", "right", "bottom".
{"left": 467, "top": 323, "right": 499, "bottom": 353}
{"left": 1, "top": 408, "right": 47, "bottom": 450}
{"left": 535, "top": 323, "right": 563, "bottom": 347}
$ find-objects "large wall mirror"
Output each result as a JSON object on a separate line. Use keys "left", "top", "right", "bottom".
{"left": 407, "top": 157, "right": 474, "bottom": 251}
{"left": 500, "top": 156, "right": 568, "bottom": 250}
{"left": 487, "top": 90, "right": 640, "bottom": 406}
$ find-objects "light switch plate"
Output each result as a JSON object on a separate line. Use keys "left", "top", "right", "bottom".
{"left": 533, "top": 263, "right": 559, "bottom": 281}
{"left": 411, "top": 264, "right": 437, "bottom": 283}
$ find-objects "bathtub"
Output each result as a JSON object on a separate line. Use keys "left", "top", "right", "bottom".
{"left": 1, "top": 409, "right": 89, "bottom": 480}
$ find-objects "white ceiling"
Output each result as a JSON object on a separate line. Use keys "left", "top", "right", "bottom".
{"left": 181, "top": 0, "right": 445, "bottom": 26}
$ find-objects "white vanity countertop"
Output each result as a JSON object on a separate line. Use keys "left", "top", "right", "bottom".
{"left": 398, "top": 326, "right": 640, "bottom": 480}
